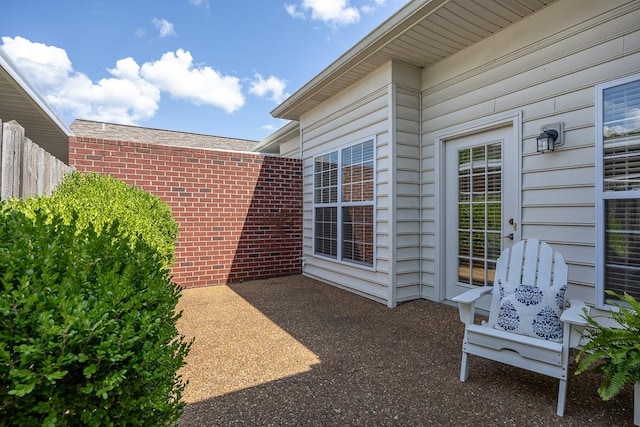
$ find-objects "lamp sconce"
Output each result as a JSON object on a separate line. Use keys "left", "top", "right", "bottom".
{"left": 536, "top": 122, "right": 564, "bottom": 153}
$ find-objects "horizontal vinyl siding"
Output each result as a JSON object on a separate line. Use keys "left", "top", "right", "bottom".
{"left": 300, "top": 67, "right": 392, "bottom": 303}
{"left": 280, "top": 137, "right": 300, "bottom": 159}
{"left": 394, "top": 86, "right": 422, "bottom": 302}
{"left": 420, "top": 0, "right": 640, "bottom": 304}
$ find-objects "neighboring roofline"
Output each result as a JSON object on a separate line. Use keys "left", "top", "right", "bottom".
{"left": 72, "top": 118, "right": 257, "bottom": 144}
{"left": 271, "top": 0, "right": 449, "bottom": 120}
{"left": 251, "top": 120, "right": 299, "bottom": 153}
{"left": 0, "top": 48, "right": 72, "bottom": 137}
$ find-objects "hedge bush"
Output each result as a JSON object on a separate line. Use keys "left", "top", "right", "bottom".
{"left": 12, "top": 172, "right": 178, "bottom": 268}
{"left": 0, "top": 174, "right": 191, "bottom": 426}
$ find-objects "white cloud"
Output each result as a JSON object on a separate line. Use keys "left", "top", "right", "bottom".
{"left": 140, "top": 49, "right": 245, "bottom": 113}
{"left": 261, "top": 118, "right": 291, "bottom": 133}
{"left": 286, "top": 0, "right": 389, "bottom": 26}
{"left": 285, "top": 0, "right": 360, "bottom": 26}
{"left": 1, "top": 36, "right": 73, "bottom": 89}
{"left": 189, "top": 0, "right": 209, "bottom": 8}
{"left": 361, "top": 0, "right": 386, "bottom": 14}
{"left": 285, "top": 4, "right": 305, "bottom": 19}
{"left": 1, "top": 36, "right": 159, "bottom": 123}
{"left": 0, "top": 37, "right": 247, "bottom": 125}
{"left": 152, "top": 17, "right": 176, "bottom": 37}
{"left": 249, "top": 73, "right": 289, "bottom": 104}
{"left": 48, "top": 67, "right": 161, "bottom": 124}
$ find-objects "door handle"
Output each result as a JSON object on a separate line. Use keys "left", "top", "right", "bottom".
{"left": 502, "top": 233, "right": 514, "bottom": 240}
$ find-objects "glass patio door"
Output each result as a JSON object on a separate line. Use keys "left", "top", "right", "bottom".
{"left": 444, "top": 126, "right": 518, "bottom": 311}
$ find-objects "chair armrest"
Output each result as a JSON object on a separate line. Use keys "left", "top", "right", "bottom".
{"left": 560, "top": 299, "right": 588, "bottom": 327}
{"left": 452, "top": 286, "right": 493, "bottom": 304}
{"left": 452, "top": 286, "right": 493, "bottom": 325}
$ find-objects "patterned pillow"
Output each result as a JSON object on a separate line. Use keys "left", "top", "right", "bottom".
{"left": 494, "top": 279, "right": 567, "bottom": 342}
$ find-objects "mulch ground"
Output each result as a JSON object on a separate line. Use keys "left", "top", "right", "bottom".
{"left": 177, "top": 275, "right": 635, "bottom": 426}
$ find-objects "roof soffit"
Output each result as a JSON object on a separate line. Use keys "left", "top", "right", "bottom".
{"left": 272, "top": 0, "right": 556, "bottom": 121}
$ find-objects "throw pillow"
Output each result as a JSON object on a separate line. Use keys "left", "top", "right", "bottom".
{"left": 494, "top": 279, "right": 567, "bottom": 342}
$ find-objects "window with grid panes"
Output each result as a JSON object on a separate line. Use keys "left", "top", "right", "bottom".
{"left": 313, "top": 138, "right": 375, "bottom": 266}
{"left": 596, "top": 75, "right": 640, "bottom": 304}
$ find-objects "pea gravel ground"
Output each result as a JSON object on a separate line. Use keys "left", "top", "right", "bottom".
{"left": 176, "top": 275, "right": 635, "bottom": 426}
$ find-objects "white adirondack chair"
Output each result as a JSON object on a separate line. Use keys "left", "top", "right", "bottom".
{"left": 452, "top": 238, "right": 588, "bottom": 416}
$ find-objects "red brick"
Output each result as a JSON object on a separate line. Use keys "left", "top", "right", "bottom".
{"left": 69, "top": 137, "right": 302, "bottom": 288}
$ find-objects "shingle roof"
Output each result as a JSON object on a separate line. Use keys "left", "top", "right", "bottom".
{"left": 70, "top": 119, "right": 257, "bottom": 152}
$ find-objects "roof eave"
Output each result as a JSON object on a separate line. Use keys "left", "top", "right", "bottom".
{"left": 251, "top": 120, "right": 299, "bottom": 154}
{"left": 271, "top": 0, "right": 449, "bottom": 120}
{"left": 0, "top": 49, "right": 72, "bottom": 138}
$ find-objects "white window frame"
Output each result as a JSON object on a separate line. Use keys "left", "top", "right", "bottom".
{"left": 312, "top": 136, "right": 376, "bottom": 269}
{"left": 595, "top": 73, "right": 640, "bottom": 308}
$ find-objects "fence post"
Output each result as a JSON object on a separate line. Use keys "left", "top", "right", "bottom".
{"left": 1, "top": 121, "right": 26, "bottom": 200}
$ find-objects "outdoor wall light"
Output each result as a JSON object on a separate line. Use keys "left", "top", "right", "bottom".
{"left": 536, "top": 122, "right": 564, "bottom": 153}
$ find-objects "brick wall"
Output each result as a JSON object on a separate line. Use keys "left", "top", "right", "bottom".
{"left": 69, "top": 137, "right": 302, "bottom": 288}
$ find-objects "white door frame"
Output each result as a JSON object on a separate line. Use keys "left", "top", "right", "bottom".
{"left": 432, "top": 111, "right": 522, "bottom": 303}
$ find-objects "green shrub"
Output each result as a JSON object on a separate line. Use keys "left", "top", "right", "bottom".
{"left": 11, "top": 172, "right": 178, "bottom": 268}
{"left": 0, "top": 176, "right": 191, "bottom": 426}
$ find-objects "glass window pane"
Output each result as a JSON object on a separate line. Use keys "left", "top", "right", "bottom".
{"left": 315, "top": 207, "right": 337, "bottom": 258}
{"left": 487, "top": 143, "right": 501, "bottom": 172}
{"left": 458, "top": 149, "right": 471, "bottom": 176}
{"left": 458, "top": 231, "right": 470, "bottom": 258}
{"left": 458, "top": 258, "right": 471, "bottom": 283}
{"left": 600, "top": 78, "right": 640, "bottom": 301}
{"left": 487, "top": 172, "right": 501, "bottom": 200}
{"left": 459, "top": 175, "right": 471, "bottom": 202}
{"left": 471, "top": 259, "right": 486, "bottom": 286}
{"left": 472, "top": 231, "right": 486, "bottom": 259}
{"left": 605, "top": 199, "right": 640, "bottom": 299}
{"left": 472, "top": 203, "right": 486, "bottom": 230}
{"left": 314, "top": 152, "right": 338, "bottom": 204}
{"left": 342, "top": 140, "right": 374, "bottom": 203}
{"left": 459, "top": 203, "right": 470, "bottom": 230}
{"left": 604, "top": 137, "right": 640, "bottom": 191}
{"left": 342, "top": 205, "right": 374, "bottom": 266}
{"left": 603, "top": 79, "right": 640, "bottom": 192}
{"left": 603, "top": 80, "right": 640, "bottom": 140}
{"left": 472, "top": 146, "right": 486, "bottom": 174}
{"left": 487, "top": 203, "right": 501, "bottom": 231}
{"left": 473, "top": 173, "right": 486, "bottom": 201}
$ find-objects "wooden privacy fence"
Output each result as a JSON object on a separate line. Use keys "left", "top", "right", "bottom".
{"left": 0, "top": 120, "right": 73, "bottom": 200}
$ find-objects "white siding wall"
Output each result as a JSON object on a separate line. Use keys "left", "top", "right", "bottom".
{"left": 392, "top": 76, "right": 422, "bottom": 303}
{"left": 420, "top": 0, "right": 640, "bottom": 304}
{"left": 279, "top": 136, "right": 300, "bottom": 159}
{"left": 300, "top": 63, "right": 394, "bottom": 304}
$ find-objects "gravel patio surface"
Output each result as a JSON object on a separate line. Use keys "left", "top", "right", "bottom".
{"left": 176, "top": 275, "right": 634, "bottom": 426}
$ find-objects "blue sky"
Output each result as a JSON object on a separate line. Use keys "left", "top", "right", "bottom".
{"left": 1, "top": 0, "right": 409, "bottom": 142}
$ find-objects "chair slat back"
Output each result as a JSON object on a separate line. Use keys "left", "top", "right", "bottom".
{"left": 488, "top": 239, "right": 568, "bottom": 326}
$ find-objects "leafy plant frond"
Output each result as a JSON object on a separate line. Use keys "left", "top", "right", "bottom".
{"left": 575, "top": 290, "right": 640, "bottom": 401}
